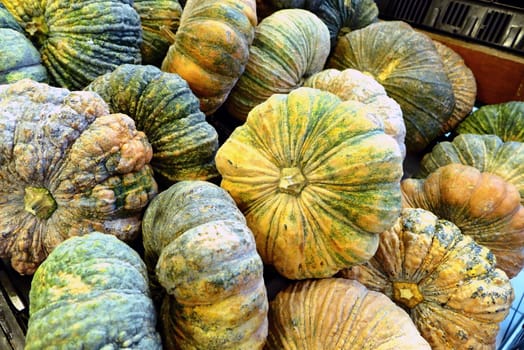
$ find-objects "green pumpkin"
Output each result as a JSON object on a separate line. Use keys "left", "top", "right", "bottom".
{"left": 0, "top": 0, "right": 142, "bottom": 90}
{"left": 85, "top": 64, "right": 219, "bottom": 183}
{"left": 25, "top": 232, "right": 162, "bottom": 350}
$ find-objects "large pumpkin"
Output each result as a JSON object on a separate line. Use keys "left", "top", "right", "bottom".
{"left": 340, "top": 207, "right": 514, "bottom": 349}
{"left": 327, "top": 20, "right": 455, "bottom": 153}
{"left": 142, "top": 180, "right": 268, "bottom": 349}
{"left": 161, "top": 0, "right": 257, "bottom": 116}
{"left": 25, "top": 232, "right": 162, "bottom": 349}
{"left": 216, "top": 87, "right": 404, "bottom": 280}
{"left": 0, "top": 0, "right": 142, "bottom": 90}
{"left": 85, "top": 64, "right": 220, "bottom": 183}
{"left": 0, "top": 79, "right": 157, "bottom": 275}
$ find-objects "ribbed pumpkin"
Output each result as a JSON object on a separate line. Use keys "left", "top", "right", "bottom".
{"left": 25, "top": 232, "right": 162, "bottom": 350}
{"left": 85, "top": 64, "right": 219, "bottom": 183}
{"left": 402, "top": 163, "right": 524, "bottom": 278}
{"left": 266, "top": 277, "right": 431, "bottom": 349}
{"left": 303, "top": 68, "right": 406, "bottom": 158}
{"left": 418, "top": 133, "right": 524, "bottom": 204}
{"left": 133, "top": 0, "right": 183, "bottom": 66}
{"left": 456, "top": 101, "right": 524, "bottom": 142}
{"left": 216, "top": 87, "right": 404, "bottom": 280}
{"left": 142, "top": 180, "right": 268, "bottom": 349}
{"left": 327, "top": 20, "right": 455, "bottom": 153}
{"left": 340, "top": 207, "right": 514, "bottom": 350}
{"left": 0, "top": 0, "right": 142, "bottom": 90}
{"left": 161, "top": 0, "right": 257, "bottom": 116}
{"left": 0, "top": 79, "right": 157, "bottom": 275}
{"left": 225, "top": 9, "right": 330, "bottom": 121}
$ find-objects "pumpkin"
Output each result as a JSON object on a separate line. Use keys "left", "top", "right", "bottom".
{"left": 432, "top": 40, "right": 477, "bottom": 133}
{"left": 224, "top": 9, "right": 330, "bottom": 121}
{"left": 133, "top": 0, "right": 183, "bottom": 66}
{"left": 0, "top": 0, "right": 142, "bottom": 90}
{"left": 402, "top": 163, "right": 524, "bottom": 278}
{"left": 142, "top": 180, "right": 268, "bottom": 349}
{"left": 340, "top": 207, "right": 515, "bottom": 349}
{"left": 266, "top": 278, "right": 431, "bottom": 349}
{"left": 161, "top": 0, "right": 257, "bottom": 116}
{"left": 0, "top": 79, "right": 157, "bottom": 275}
{"left": 303, "top": 68, "right": 406, "bottom": 158}
{"left": 456, "top": 101, "right": 524, "bottom": 142}
{"left": 25, "top": 232, "right": 162, "bottom": 349}
{"left": 216, "top": 87, "right": 404, "bottom": 280}
{"left": 85, "top": 64, "right": 220, "bottom": 183}
{"left": 417, "top": 133, "right": 524, "bottom": 204}
{"left": 327, "top": 20, "right": 455, "bottom": 154}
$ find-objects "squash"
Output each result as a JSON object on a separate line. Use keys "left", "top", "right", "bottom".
{"left": 0, "top": 0, "right": 142, "bottom": 90}
{"left": 85, "top": 64, "right": 220, "bottom": 183}
{"left": 303, "top": 68, "right": 406, "bottom": 158}
{"left": 25, "top": 232, "right": 162, "bottom": 350}
{"left": 402, "top": 163, "right": 524, "bottom": 278}
{"left": 456, "top": 101, "right": 524, "bottom": 142}
{"left": 417, "top": 133, "right": 524, "bottom": 204}
{"left": 340, "top": 207, "right": 515, "bottom": 350}
{"left": 224, "top": 9, "right": 330, "bottom": 121}
{"left": 216, "top": 87, "right": 404, "bottom": 280}
{"left": 0, "top": 78, "right": 157, "bottom": 275}
{"left": 142, "top": 180, "right": 268, "bottom": 349}
{"left": 266, "top": 278, "right": 431, "bottom": 349}
{"left": 133, "top": 0, "right": 183, "bottom": 66}
{"left": 161, "top": 0, "right": 257, "bottom": 116}
{"left": 327, "top": 20, "right": 455, "bottom": 154}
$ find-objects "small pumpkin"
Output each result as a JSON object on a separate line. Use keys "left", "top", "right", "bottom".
{"left": 0, "top": 79, "right": 157, "bottom": 275}
{"left": 161, "top": 0, "right": 257, "bottom": 116}
{"left": 402, "top": 163, "right": 524, "bottom": 278}
{"left": 85, "top": 64, "right": 220, "bottom": 183}
{"left": 266, "top": 278, "right": 431, "bottom": 349}
{"left": 142, "top": 180, "right": 268, "bottom": 349}
{"left": 216, "top": 87, "right": 404, "bottom": 280}
{"left": 25, "top": 232, "right": 162, "bottom": 350}
{"left": 340, "top": 207, "right": 514, "bottom": 349}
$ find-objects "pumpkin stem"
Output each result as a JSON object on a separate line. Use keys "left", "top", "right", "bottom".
{"left": 24, "top": 186, "right": 57, "bottom": 220}
{"left": 159, "top": 25, "right": 177, "bottom": 45}
{"left": 392, "top": 281, "right": 424, "bottom": 309}
{"left": 278, "top": 167, "right": 307, "bottom": 195}
{"left": 24, "top": 15, "right": 49, "bottom": 48}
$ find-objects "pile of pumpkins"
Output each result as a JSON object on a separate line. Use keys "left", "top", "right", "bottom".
{"left": 0, "top": 0, "right": 523, "bottom": 349}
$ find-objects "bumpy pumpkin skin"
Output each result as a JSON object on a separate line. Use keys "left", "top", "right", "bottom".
{"left": 266, "top": 278, "right": 431, "bottom": 349}
{"left": 0, "top": 0, "right": 142, "bottom": 90}
{"left": 327, "top": 20, "right": 455, "bottom": 154}
{"left": 304, "top": 68, "right": 406, "bottom": 158}
{"left": 142, "top": 180, "right": 268, "bottom": 350}
{"left": 340, "top": 208, "right": 514, "bottom": 350}
{"left": 225, "top": 9, "right": 330, "bottom": 122}
{"left": 161, "top": 0, "right": 257, "bottom": 116}
{"left": 418, "top": 133, "right": 524, "bottom": 204}
{"left": 216, "top": 87, "right": 404, "bottom": 280}
{"left": 0, "top": 79, "right": 157, "bottom": 275}
{"left": 402, "top": 163, "right": 524, "bottom": 278}
{"left": 85, "top": 64, "right": 220, "bottom": 183}
{"left": 25, "top": 232, "right": 162, "bottom": 350}
{"left": 456, "top": 101, "right": 524, "bottom": 142}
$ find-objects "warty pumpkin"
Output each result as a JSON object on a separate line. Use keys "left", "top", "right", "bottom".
{"left": 142, "top": 180, "right": 268, "bottom": 349}
{"left": 0, "top": 0, "right": 143, "bottom": 90}
{"left": 25, "top": 232, "right": 162, "bottom": 350}
{"left": 0, "top": 78, "right": 158, "bottom": 275}
{"left": 85, "top": 64, "right": 220, "bottom": 183}
{"left": 402, "top": 163, "right": 524, "bottom": 278}
{"left": 161, "top": 0, "right": 257, "bottom": 116}
{"left": 266, "top": 278, "right": 431, "bottom": 349}
{"left": 327, "top": 20, "right": 455, "bottom": 154}
{"left": 340, "top": 207, "right": 515, "bottom": 350}
{"left": 224, "top": 8, "right": 331, "bottom": 121}
{"left": 216, "top": 87, "right": 404, "bottom": 280}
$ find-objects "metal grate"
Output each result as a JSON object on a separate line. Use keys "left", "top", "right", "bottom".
{"left": 442, "top": 1, "right": 471, "bottom": 28}
{"left": 476, "top": 10, "right": 513, "bottom": 43}
{"left": 388, "top": 0, "right": 432, "bottom": 23}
